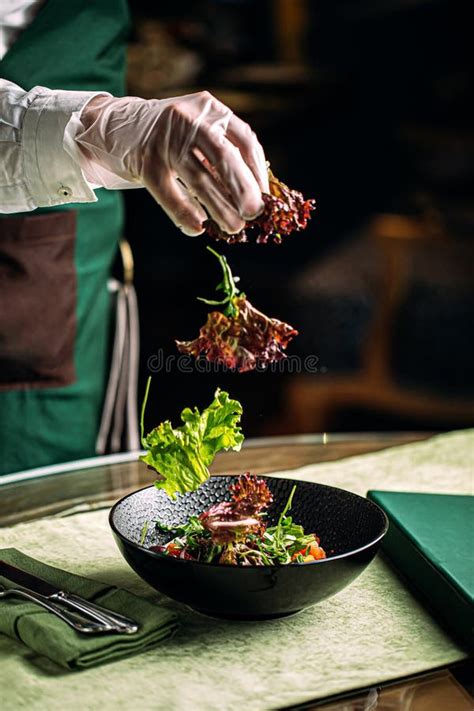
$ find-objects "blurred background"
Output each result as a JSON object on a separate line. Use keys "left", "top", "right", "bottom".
{"left": 122, "top": 0, "right": 474, "bottom": 437}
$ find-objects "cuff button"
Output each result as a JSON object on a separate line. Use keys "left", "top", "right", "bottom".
{"left": 58, "top": 185, "right": 72, "bottom": 197}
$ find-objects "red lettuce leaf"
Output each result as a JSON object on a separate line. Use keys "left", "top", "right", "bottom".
{"left": 176, "top": 296, "right": 298, "bottom": 372}
{"left": 199, "top": 473, "right": 273, "bottom": 544}
{"left": 229, "top": 472, "right": 273, "bottom": 515}
{"left": 204, "top": 170, "right": 316, "bottom": 245}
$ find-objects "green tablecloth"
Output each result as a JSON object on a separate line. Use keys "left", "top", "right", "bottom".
{"left": 0, "top": 430, "right": 472, "bottom": 711}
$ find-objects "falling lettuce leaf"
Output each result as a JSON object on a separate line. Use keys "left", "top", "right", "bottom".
{"left": 176, "top": 247, "right": 298, "bottom": 372}
{"left": 140, "top": 381, "right": 244, "bottom": 498}
{"left": 177, "top": 296, "right": 297, "bottom": 372}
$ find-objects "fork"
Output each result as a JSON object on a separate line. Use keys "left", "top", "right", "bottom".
{"left": 0, "top": 584, "right": 115, "bottom": 634}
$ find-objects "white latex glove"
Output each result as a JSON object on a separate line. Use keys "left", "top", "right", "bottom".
{"left": 75, "top": 91, "right": 269, "bottom": 236}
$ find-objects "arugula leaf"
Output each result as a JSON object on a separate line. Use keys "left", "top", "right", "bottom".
{"left": 155, "top": 516, "right": 204, "bottom": 537}
{"left": 196, "top": 246, "right": 242, "bottom": 317}
{"left": 139, "top": 520, "right": 149, "bottom": 546}
{"left": 140, "top": 381, "right": 244, "bottom": 499}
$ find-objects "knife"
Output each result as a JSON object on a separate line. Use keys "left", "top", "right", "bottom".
{"left": 0, "top": 560, "right": 139, "bottom": 634}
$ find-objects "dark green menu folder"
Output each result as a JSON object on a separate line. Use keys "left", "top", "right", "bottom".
{"left": 367, "top": 491, "right": 474, "bottom": 651}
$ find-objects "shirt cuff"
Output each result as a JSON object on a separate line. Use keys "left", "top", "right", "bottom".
{"left": 22, "top": 87, "right": 109, "bottom": 208}
{"left": 64, "top": 100, "right": 143, "bottom": 191}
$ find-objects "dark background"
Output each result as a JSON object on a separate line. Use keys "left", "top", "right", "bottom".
{"left": 122, "top": 0, "right": 473, "bottom": 437}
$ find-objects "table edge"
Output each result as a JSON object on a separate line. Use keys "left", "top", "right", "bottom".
{"left": 0, "top": 432, "right": 432, "bottom": 486}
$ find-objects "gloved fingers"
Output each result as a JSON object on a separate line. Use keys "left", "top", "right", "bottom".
{"left": 145, "top": 173, "right": 207, "bottom": 236}
{"left": 179, "top": 154, "right": 246, "bottom": 235}
{"left": 173, "top": 91, "right": 233, "bottom": 167}
{"left": 226, "top": 114, "right": 270, "bottom": 194}
{"left": 194, "top": 126, "right": 264, "bottom": 221}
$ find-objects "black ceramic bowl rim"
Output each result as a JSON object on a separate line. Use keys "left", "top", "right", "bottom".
{"left": 109, "top": 476, "right": 389, "bottom": 569}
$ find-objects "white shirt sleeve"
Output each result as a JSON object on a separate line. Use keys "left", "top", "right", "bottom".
{"left": 0, "top": 79, "right": 138, "bottom": 214}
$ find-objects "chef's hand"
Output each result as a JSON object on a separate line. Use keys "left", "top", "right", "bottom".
{"left": 77, "top": 92, "right": 269, "bottom": 236}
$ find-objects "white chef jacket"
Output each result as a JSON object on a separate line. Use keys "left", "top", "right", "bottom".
{"left": 0, "top": 0, "right": 137, "bottom": 214}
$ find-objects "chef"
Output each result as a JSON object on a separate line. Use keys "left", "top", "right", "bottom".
{"left": 0, "top": 0, "right": 269, "bottom": 475}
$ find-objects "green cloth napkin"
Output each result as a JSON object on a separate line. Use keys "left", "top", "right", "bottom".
{"left": 0, "top": 548, "right": 178, "bottom": 670}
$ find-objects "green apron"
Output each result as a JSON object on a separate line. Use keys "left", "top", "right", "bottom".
{"left": 0, "top": 0, "right": 130, "bottom": 475}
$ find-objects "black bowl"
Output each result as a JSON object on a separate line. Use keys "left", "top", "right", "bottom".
{"left": 109, "top": 476, "right": 388, "bottom": 620}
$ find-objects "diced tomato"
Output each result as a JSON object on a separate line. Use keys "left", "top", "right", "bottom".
{"left": 308, "top": 542, "right": 325, "bottom": 559}
{"left": 166, "top": 542, "right": 182, "bottom": 557}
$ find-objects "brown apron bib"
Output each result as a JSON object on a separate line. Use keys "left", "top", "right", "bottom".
{"left": 0, "top": 211, "right": 77, "bottom": 390}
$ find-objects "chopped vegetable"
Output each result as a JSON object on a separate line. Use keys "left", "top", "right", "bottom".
{"left": 148, "top": 474, "right": 327, "bottom": 566}
{"left": 176, "top": 247, "right": 298, "bottom": 372}
{"left": 204, "top": 169, "right": 315, "bottom": 244}
{"left": 139, "top": 520, "right": 149, "bottom": 546}
{"left": 140, "top": 378, "right": 244, "bottom": 498}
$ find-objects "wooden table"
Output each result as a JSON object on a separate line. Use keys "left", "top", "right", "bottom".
{"left": 0, "top": 432, "right": 471, "bottom": 710}
{"left": 0, "top": 432, "right": 429, "bottom": 527}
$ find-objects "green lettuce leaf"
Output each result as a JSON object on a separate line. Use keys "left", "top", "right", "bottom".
{"left": 140, "top": 388, "right": 244, "bottom": 498}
